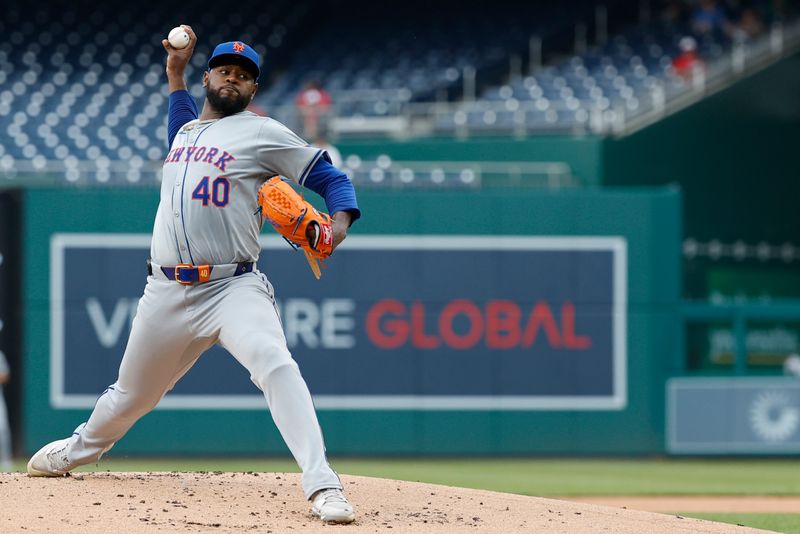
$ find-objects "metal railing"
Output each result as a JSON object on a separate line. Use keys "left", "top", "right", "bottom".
{"left": 341, "top": 159, "right": 576, "bottom": 189}
{"left": 0, "top": 158, "right": 575, "bottom": 189}
{"left": 0, "top": 158, "right": 164, "bottom": 187}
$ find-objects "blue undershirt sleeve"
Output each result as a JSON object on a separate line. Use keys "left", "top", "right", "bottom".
{"left": 302, "top": 155, "right": 361, "bottom": 223}
{"left": 167, "top": 90, "right": 199, "bottom": 147}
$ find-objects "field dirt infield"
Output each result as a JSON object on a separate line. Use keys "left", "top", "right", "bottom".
{"left": 0, "top": 472, "right": 775, "bottom": 533}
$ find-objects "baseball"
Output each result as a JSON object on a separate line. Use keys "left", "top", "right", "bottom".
{"left": 168, "top": 26, "right": 190, "bottom": 49}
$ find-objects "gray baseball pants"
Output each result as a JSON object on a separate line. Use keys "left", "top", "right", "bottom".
{"left": 63, "top": 271, "right": 341, "bottom": 498}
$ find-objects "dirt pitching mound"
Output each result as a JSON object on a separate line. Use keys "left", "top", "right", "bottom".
{"left": 0, "top": 472, "right": 771, "bottom": 533}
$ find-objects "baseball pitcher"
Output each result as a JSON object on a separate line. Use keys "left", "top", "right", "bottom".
{"left": 27, "top": 26, "right": 360, "bottom": 524}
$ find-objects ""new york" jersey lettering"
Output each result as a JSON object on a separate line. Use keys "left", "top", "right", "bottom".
{"left": 164, "top": 146, "right": 236, "bottom": 171}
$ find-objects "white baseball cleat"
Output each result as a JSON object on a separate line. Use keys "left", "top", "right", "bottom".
{"left": 27, "top": 438, "right": 74, "bottom": 477}
{"left": 310, "top": 488, "right": 356, "bottom": 523}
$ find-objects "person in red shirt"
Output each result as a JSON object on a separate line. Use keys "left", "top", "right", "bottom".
{"left": 295, "top": 81, "right": 333, "bottom": 139}
{"left": 672, "top": 36, "right": 704, "bottom": 79}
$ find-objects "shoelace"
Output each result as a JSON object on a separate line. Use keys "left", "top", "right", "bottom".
{"left": 46, "top": 445, "right": 70, "bottom": 471}
{"left": 317, "top": 489, "right": 347, "bottom": 504}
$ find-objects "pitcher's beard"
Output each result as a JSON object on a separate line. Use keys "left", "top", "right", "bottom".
{"left": 206, "top": 86, "right": 250, "bottom": 116}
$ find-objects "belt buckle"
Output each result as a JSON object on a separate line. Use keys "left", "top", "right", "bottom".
{"left": 174, "top": 263, "right": 194, "bottom": 285}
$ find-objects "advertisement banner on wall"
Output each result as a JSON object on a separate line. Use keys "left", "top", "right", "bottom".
{"left": 668, "top": 377, "right": 800, "bottom": 453}
{"left": 50, "top": 234, "right": 627, "bottom": 410}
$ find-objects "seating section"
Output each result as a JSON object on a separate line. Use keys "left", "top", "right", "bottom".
{"left": 259, "top": 0, "right": 600, "bottom": 132}
{"left": 0, "top": 0, "right": 306, "bottom": 183}
{"left": 259, "top": 0, "right": 596, "bottom": 107}
{"left": 0, "top": 0, "right": 790, "bottom": 184}
{"left": 436, "top": 23, "right": 732, "bottom": 135}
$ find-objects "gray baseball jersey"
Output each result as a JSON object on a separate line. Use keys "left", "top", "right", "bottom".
{"left": 152, "top": 111, "right": 325, "bottom": 266}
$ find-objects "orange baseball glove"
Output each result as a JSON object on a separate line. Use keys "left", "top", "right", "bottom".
{"left": 257, "top": 176, "right": 334, "bottom": 279}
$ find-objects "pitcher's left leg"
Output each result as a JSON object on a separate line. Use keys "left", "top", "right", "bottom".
{"left": 215, "top": 274, "right": 342, "bottom": 499}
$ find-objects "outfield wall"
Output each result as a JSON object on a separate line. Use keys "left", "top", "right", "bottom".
{"left": 22, "top": 186, "right": 681, "bottom": 455}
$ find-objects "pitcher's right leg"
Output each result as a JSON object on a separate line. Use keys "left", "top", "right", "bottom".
{"left": 28, "top": 280, "right": 211, "bottom": 476}
{"left": 66, "top": 335, "right": 212, "bottom": 467}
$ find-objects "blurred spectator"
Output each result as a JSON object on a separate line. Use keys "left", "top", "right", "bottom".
{"left": 672, "top": 36, "right": 705, "bottom": 78}
{"left": 0, "top": 351, "right": 12, "bottom": 471}
{"left": 295, "top": 81, "right": 333, "bottom": 139}
{"left": 313, "top": 134, "right": 343, "bottom": 169}
{"left": 734, "top": 7, "right": 765, "bottom": 39}
{"left": 691, "top": 0, "right": 732, "bottom": 34}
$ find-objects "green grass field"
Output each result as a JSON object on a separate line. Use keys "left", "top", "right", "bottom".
{"left": 687, "top": 514, "right": 800, "bottom": 534}
{"left": 12, "top": 457, "right": 800, "bottom": 532}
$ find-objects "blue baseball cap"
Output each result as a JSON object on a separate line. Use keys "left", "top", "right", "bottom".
{"left": 208, "top": 41, "right": 260, "bottom": 80}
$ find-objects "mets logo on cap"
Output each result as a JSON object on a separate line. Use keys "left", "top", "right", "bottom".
{"left": 233, "top": 42, "right": 245, "bottom": 53}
